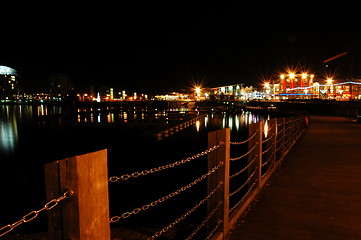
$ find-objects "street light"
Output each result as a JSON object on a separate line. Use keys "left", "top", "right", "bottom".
{"left": 264, "top": 82, "right": 271, "bottom": 100}
{"left": 326, "top": 78, "right": 334, "bottom": 98}
{"left": 195, "top": 87, "right": 201, "bottom": 94}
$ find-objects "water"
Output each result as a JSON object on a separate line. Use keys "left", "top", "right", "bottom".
{"left": 0, "top": 103, "right": 267, "bottom": 234}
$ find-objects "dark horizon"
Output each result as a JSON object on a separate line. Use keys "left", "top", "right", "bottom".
{"left": 1, "top": 2, "right": 361, "bottom": 93}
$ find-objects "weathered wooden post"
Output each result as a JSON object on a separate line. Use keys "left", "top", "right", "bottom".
{"left": 247, "top": 121, "right": 259, "bottom": 189}
{"left": 44, "top": 149, "right": 110, "bottom": 240}
{"left": 257, "top": 120, "right": 263, "bottom": 189}
{"left": 270, "top": 118, "right": 277, "bottom": 169}
{"left": 273, "top": 118, "right": 278, "bottom": 164}
{"left": 228, "top": 121, "right": 260, "bottom": 227}
{"left": 281, "top": 117, "right": 286, "bottom": 159}
{"left": 207, "top": 128, "right": 230, "bottom": 240}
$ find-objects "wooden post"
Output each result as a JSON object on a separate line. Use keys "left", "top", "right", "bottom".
{"left": 227, "top": 121, "right": 261, "bottom": 227}
{"left": 44, "top": 149, "right": 110, "bottom": 240}
{"left": 247, "top": 121, "right": 258, "bottom": 189}
{"left": 274, "top": 118, "right": 278, "bottom": 163}
{"left": 271, "top": 118, "right": 277, "bottom": 168}
{"left": 258, "top": 121, "right": 263, "bottom": 189}
{"left": 207, "top": 128, "right": 230, "bottom": 240}
{"left": 281, "top": 117, "right": 286, "bottom": 159}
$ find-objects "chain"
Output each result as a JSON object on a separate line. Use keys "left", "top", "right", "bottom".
{"left": 184, "top": 201, "right": 222, "bottom": 240}
{"left": 110, "top": 163, "right": 223, "bottom": 223}
{"left": 230, "top": 130, "right": 258, "bottom": 145}
{"left": 262, "top": 150, "right": 275, "bottom": 167}
{"left": 0, "top": 191, "right": 71, "bottom": 237}
{"left": 230, "top": 155, "right": 257, "bottom": 179}
{"left": 205, "top": 220, "right": 223, "bottom": 240}
{"left": 229, "top": 168, "right": 257, "bottom": 197}
{"left": 230, "top": 131, "right": 258, "bottom": 145}
{"left": 261, "top": 142, "right": 274, "bottom": 155}
{"left": 109, "top": 144, "right": 223, "bottom": 183}
{"left": 229, "top": 181, "right": 257, "bottom": 213}
{"left": 148, "top": 183, "right": 223, "bottom": 240}
{"left": 230, "top": 142, "right": 258, "bottom": 161}
{"left": 262, "top": 133, "right": 274, "bottom": 143}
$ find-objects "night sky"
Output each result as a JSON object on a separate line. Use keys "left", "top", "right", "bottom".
{"left": 1, "top": 1, "right": 361, "bottom": 93}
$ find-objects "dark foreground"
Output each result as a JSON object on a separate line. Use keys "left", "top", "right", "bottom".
{"left": 228, "top": 115, "right": 361, "bottom": 240}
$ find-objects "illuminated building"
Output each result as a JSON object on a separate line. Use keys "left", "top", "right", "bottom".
{"left": 49, "top": 74, "right": 74, "bottom": 100}
{"left": 322, "top": 80, "right": 361, "bottom": 100}
{"left": 274, "top": 72, "right": 361, "bottom": 100}
{"left": 276, "top": 72, "right": 314, "bottom": 98}
{"left": 211, "top": 84, "right": 257, "bottom": 101}
{"left": 0, "top": 65, "right": 18, "bottom": 100}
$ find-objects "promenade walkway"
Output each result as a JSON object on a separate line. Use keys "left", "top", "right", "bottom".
{"left": 228, "top": 115, "right": 361, "bottom": 240}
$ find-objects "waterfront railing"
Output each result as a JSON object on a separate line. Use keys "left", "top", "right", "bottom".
{"left": 0, "top": 114, "right": 308, "bottom": 239}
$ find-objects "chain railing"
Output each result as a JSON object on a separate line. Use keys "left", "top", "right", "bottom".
{"left": 109, "top": 162, "right": 223, "bottom": 223}
{"left": 0, "top": 191, "right": 71, "bottom": 237}
{"left": 222, "top": 113, "right": 307, "bottom": 238}
{"left": 108, "top": 142, "right": 226, "bottom": 240}
{"left": 108, "top": 113, "right": 307, "bottom": 240}
{"left": 148, "top": 183, "right": 223, "bottom": 240}
{"left": 108, "top": 144, "right": 222, "bottom": 182}
{"left": 0, "top": 113, "right": 308, "bottom": 240}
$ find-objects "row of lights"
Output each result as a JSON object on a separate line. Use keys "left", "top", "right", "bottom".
{"left": 263, "top": 73, "right": 336, "bottom": 89}
{"left": 279, "top": 73, "right": 334, "bottom": 84}
{"left": 279, "top": 73, "right": 315, "bottom": 80}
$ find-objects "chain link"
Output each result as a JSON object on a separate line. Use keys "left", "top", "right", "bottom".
{"left": 230, "top": 155, "right": 258, "bottom": 179}
{"left": 0, "top": 191, "right": 71, "bottom": 237}
{"left": 184, "top": 201, "right": 222, "bottom": 240}
{"left": 109, "top": 144, "right": 223, "bottom": 183}
{"left": 230, "top": 131, "right": 258, "bottom": 145}
{"left": 229, "top": 168, "right": 257, "bottom": 198}
{"left": 205, "top": 220, "right": 223, "bottom": 240}
{"left": 262, "top": 133, "right": 274, "bottom": 143}
{"left": 261, "top": 142, "right": 274, "bottom": 155}
{"left": 110, "top": 162, "right": 223, "bottom": 223}
{"left": 148, "top": 183, "right": 223, "bottom": 240}
{"left": 230, "top": 181, "right": 257, "bottom": 213}
{"left": 230, "top": 142, "right": 258, "bottom": 161}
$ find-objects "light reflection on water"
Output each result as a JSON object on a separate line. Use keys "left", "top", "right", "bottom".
{"left": 74, "top": 107, "right": 264, "bottom": 135}
{"left": 217, "top": 111, "right": 262, "bottom": 132}
{"left": 0, "top": 119, "right": 18, "bottom": 154}
{"left": 0, "top": 105, "right": 266, "bottom": 155}
{"left": 0, "top": 104, "right": 268, "bottom": 226}
{"left": 0, "top": 104, "right": 64, "bottom": 155}
{"left": 0, "top": 105, "right": 19, "bottom": 154}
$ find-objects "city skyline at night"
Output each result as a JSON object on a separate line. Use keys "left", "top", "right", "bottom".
{"left": 1, "top": 2, "right": 361, "bottom": 93}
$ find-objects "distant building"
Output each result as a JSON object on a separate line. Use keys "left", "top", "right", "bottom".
{"left": 0, "top": 65, "right": 19, "bottom": 100}
{"left": 49, "top": 74, "right": 74, "bottom": 100}
{"left": 273, "top": 72, "right": 315, "bottom": 99}
{"left": 210, "top": 84, "right": 258, "bottom": 101}
{"left": 272, "top": 72, "right": 361, "bottom": 100}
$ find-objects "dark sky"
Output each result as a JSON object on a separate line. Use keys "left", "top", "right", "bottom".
{"left": 1, "top": 1, "right": 361, "bottom": 92}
